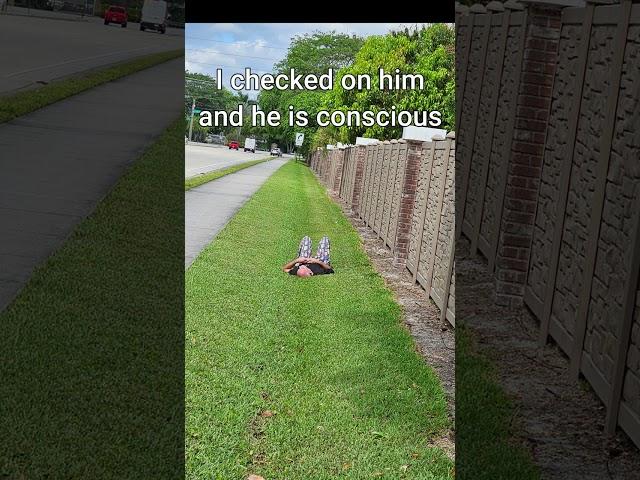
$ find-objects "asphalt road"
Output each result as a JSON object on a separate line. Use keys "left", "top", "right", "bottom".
{"left": 0, "top": 58, "right": 183, "bottom": 312}
{"left": 185, "top": 159, "right": 288, "bottom": 268}
{"left": 0, "top": 10, "right": 183, "bottom": 95}
{"left": 185, "top": 143, "right": 287, "bottom": 178}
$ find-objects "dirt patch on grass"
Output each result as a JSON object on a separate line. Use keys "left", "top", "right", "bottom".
{"left": 456, "top": 237, "right": 640, "bottom": 479}
{"left": 328, "top": 192, "right": 455, "bottom": 460}
{"left": 247, "top": 410, "right": 270, "bottom": 472}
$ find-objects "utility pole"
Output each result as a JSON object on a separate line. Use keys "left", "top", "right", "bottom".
{"left": 188, "top": 97, "right": 195, "bottom": 143}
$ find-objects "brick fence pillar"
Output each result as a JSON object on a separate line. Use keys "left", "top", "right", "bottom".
{"left": 325, "top": 150, "right": 333, "bottom": 185}
{"left": 332, "top": 148, "right": 346, "bottom": 193}
{"left": 394, "top": 139, "right": 424, "bottom": 264}
{"left": 494, "top": 0, "right": 564, "bottom": 307}
{"left": 351, "top": 145, "right": 366, "bottom": 214}
{"left": 321, "top": 151, "right": 329, "bottom": 184}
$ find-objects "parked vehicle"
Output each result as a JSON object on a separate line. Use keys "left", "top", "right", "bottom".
{"left": 206, "top": 134, "right": 226, "bottom": 145}
{"left": 228, "top": 141, "right": 239, "bottom": 150}
{"left": 140, "top": 0, "right": 167, "bottom": 34}
{"left": 46, "top": 0, "right": 65, "bottom": 10}
{"left": 244, "top": 138, "right": 256, "bottom": 153}
{"left": 104, "top": 5, "right": 127, "bottom": 27}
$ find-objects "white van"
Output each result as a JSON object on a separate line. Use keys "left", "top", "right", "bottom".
{"left": 140, "top": 0, "right": 167, "bottom": 34}
{"left": 244, "top": 138, "right": 256, "bottom": 153}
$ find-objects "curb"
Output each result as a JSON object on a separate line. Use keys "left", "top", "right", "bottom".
{"left": 2, "top": 10, "right": 89, "bottom": 22}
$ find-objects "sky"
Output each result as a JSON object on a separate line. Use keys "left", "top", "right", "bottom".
{"left": 185, "top": 23, "right": 429, "bottom": 100}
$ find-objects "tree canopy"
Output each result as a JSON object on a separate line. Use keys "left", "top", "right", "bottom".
{"left": 257, "top": 31, "right": 365, "bottom": 154}
{"left": 186, "top": 25, "right": 456, "bottom": 153}
{"left": 320, "top": 24, "right": 455, "bottom": 144}
{"left": 184, "top": 71, "right": 245, "bottom": 139}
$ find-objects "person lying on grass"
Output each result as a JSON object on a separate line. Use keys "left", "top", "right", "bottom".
{"left": 282, "top": 235, "right": 335, "bottom": 277}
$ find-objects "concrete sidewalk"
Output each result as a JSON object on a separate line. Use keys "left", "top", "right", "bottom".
{"left": 0, "top": 58, "right": 183, "bottom": 312}
{"left": 185, "top": 159, "right": 288, "bottom": 268}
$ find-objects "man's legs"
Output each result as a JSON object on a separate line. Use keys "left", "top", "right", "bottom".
{"left": 314, "top": 236, "right": 331, "bottom": 264}
{"left": 297, "top": 235, "right": 312, "bottom": 259}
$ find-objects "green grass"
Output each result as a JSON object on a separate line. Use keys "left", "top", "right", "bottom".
{"left": 0, "top": 50, "right": 183, "bottom": 124}
{"left": 0, "top": 120, "right": 184, "bottom": 477}
{"left": 456, "top": 325, "right": 539, "bottom": 479}
{"left": 186, "top": 161, "right": 452, "bottom": 479}
{"left": 185, "top": 157, "right": 273, "bottom": 190}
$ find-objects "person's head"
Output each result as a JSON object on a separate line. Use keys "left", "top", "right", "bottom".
{"left": 296, "top": 264, "right": 313, "bottom": 277}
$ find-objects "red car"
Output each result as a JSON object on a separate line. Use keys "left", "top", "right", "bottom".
{"left": 228, "top": 141, "right": 239, "bottom": 150}
{"left": 104, "top": 5, "right": 127, "bottom": 28}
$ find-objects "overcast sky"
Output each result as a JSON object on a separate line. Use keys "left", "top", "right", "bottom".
{"left": 185, "top": 23, "right": 429, "bottom": 100}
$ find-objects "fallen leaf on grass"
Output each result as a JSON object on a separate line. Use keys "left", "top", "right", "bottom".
{"left": 247, "top": 475, "right": 265, "bottom": 480}
{"left": 260, "top": 410, "right": 274, "bottom": 418}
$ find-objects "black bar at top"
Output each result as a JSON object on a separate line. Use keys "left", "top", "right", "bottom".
{"left": 185, "top": 2, "right": 455, "bottom": 24}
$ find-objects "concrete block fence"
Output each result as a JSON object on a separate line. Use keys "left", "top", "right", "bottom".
{"left": 308, "top": 133, "right": 456, "bottom": 327}
{"left": 457, "top": 0, "right": 640, "bottom": 446}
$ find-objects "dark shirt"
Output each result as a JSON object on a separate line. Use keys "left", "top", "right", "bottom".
{"left": 289, "top": 262, "right": 334, "bottom": 275}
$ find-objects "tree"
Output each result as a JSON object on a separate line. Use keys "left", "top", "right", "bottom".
{"left": 184, "top": 71, "right": 244, "bottom": 138}
{"left": 257, "top": 31, "right": 364, "bottom": 155}
{"left": 275, "top": 31, "right": 365, "bottom": 75}
{"left": 323, "top": 24, "right": 456, "bottom": 142}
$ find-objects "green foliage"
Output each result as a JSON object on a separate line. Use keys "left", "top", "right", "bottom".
{"left": 0, "top": 50, "right": 183, "bottom": 125}
{"left": 187, "top": 121, "right": 209, "bottom": 143}
{"left": 185, "top": 71, "right": 245, "bottom": 138}
{"left": 275, "top": 31, "right": 365, "bottom": 74}
{"left": 257, "top": 31, "right": 364, "bottom": 155}
{"left": 310, "top": 124, "right": 343, "bottom": 151}
{"left": 326, "top": 24, "right": 455, "bottom": 142}
{"left": 255, "top": 25, "right": 455, "bottom": 152}
{"left": 0, "top": 120, "right": 184, "bottom": 478}
{"left": 185, "top": 71, "right": 238, "bottom": 114}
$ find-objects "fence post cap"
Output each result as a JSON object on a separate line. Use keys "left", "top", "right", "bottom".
{"left": 446, "top": 131, "right": 456, "bottom": 139}
{"left": 390, "top": 139, "right": 398, "bottom": 144}
{"left": 455, "top": 2, "right": 469, "bottom": 13}
{"left": 383, "top": 140, "right": 391, "bottom": 144}
{"left": 519, "top": 0, "right": 584, "bottom": 6}
{"left": 469, "top": 3, "right": 487, "bottom": 13}
{"left": 504, "top": 0, "right": 525, "bottom": 10}
{"left": 431, "top": 134, "right": 446, "bottom": 141}
{"left": 487, "top": 1, "right": 506, "bottom": 11}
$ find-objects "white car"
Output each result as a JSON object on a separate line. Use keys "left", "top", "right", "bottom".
{"left": 270, "top": 148, "right": 282, "bottom": 157}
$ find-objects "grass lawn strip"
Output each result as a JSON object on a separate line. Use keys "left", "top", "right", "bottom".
{"left": 186, "top": 161, "right": 453, "bottom": 479}
{"left": 456, "top": 325, "right": 539, "bottom": 479}
{"left": 0, "top": 120, "right": 184, "bottom": 478}
{"left": 185, "top": 157, "right": 273, "bottom": 191}
{"left": 0, "top": 49, "right": 183, "bottom": 124}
